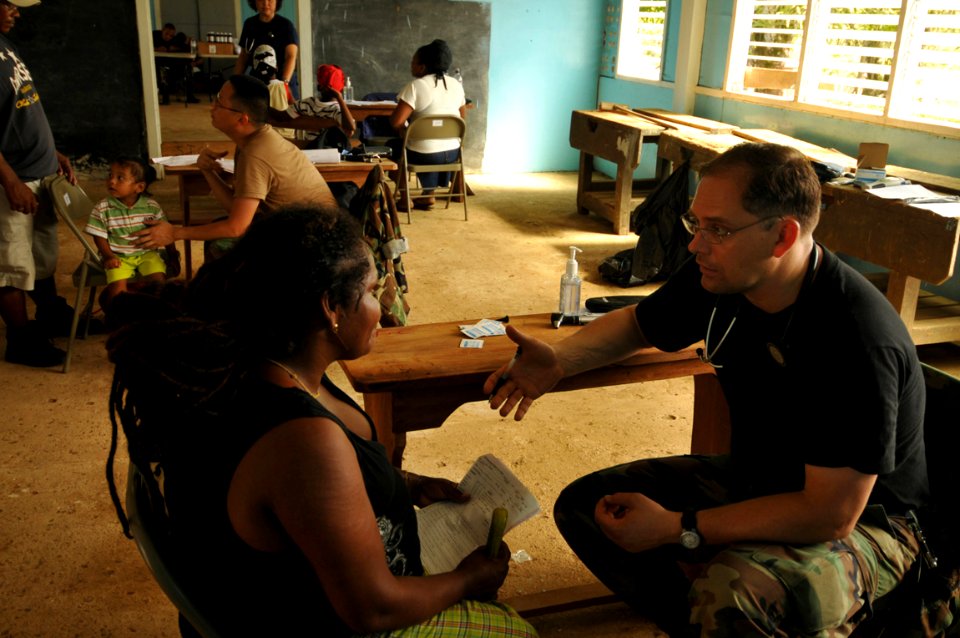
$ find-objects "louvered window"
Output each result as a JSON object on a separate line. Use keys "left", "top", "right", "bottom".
{"left": 617, "top": 0, "right": 669, "bottom": 81}
{"left": 727, "top": 0, "right": 960, "bottom": 130}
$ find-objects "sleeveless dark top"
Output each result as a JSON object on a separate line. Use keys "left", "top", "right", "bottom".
{"left": 163, "top": 375, "right": 422, "bottom": 636}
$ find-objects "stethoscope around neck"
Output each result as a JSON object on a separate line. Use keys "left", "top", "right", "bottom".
{"left": 696, "top": 243, "right": 821, "bottom": 369}
{"left": 696, "top": 304, "right": 736, "bottom": 368}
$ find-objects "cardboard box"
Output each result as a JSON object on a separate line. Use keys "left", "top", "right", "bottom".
{"left": 854, "top": 142, "right": 889, "bottom": 184}
{"left": 197, "top": 42, "right": 235, "bottom": 57}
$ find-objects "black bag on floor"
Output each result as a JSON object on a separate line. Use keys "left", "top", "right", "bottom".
{"left": 599, "top": 161, "right": 692, "bottom": 287}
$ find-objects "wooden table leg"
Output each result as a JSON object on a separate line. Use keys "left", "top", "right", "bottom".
{"left": 577, "top": 151, "right": 593, "bottom": 215}
{"left": 612, "top": 159, "right": 632, "bottom": 235}
{"left": 885, "top": 271, "right": 920, "bottom": 330}
{"left": 362, "top": 391, "right": 404, "bottom": 466}
{"left": 691, "top": 373, "right": 731, "bottom": 455}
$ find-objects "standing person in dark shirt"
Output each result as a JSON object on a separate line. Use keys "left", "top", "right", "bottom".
{"left": 0, "top": 0, "right": 86, "bottom": 368}
{"left": 235, "top": 0, "right": 300, "bottom": 100}
{"left": 486, "top": 143, "right": 928, "bottom": 636}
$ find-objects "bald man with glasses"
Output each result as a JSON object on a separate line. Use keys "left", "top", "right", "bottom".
{"left": 486, "top": 143, "right": 928, "bottom": 637}
{"left": 134, "top": 74, "right": 334, "bottom": 259}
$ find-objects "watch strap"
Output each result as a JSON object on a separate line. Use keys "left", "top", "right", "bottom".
{"left": 681, "top": 509, "right": 698, "bottom": 532}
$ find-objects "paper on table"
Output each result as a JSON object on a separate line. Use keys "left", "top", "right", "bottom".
{"left": 909, "top": 201, "right": 960, "bottom": 217}
{"left": 416, "top": 454, "right": 540, "bottom": 575}
{"left": 302, "top": 148, "right": 341, "bottom": 164}
{"left": 866, "top": 184, "right": 942, "bottom": 200}
{"left": 863, "top": 184, "right": 960, "bottom": 216}
{"left": 152, "top": 154, "right": 200, "bottom": 167}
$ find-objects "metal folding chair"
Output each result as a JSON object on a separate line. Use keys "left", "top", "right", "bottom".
{"left": 399, "top": 115, "right": 467, "bottom": 223}
{"left": 43, "top": 175, "right": 105, "bottom": 373}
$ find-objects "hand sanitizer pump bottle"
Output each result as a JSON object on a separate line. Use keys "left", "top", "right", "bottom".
{"left": 558, "top": 246, "right": 583, "bottom": 316}
{"left": 343, "top": 77, "right": 354, "bottom": 102}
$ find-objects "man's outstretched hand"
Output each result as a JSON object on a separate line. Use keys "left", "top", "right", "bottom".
{"left": 484, "top": 324, "right": 564, "bottom": 421}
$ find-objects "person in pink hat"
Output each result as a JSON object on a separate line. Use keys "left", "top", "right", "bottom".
{"left": 0, "top": 0, "right": 92, "bottom": 367}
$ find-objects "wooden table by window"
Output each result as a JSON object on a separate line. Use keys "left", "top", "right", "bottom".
{"left": 337, "top": 312, "right": 729, "bottom": 468}
{"left": 159, "top": 144, "right": 397, "bottom": 279}
{"left": 568, "top": 110, "right": 665, "bottom": 235}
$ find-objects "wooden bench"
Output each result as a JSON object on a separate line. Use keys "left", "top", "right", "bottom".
{"left": 568, "top": 107, "right": 741, "bottom": 235}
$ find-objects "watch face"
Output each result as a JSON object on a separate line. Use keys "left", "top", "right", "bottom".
{"left": 680, "top": 529, "right": 701, "bottom": 549}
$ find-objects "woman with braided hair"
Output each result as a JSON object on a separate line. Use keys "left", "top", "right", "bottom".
{"left": 106, "top": 206, "right": 536, "bottom": 636}
{"left": 390, "top": 39, "right": 467, "bottom": 211}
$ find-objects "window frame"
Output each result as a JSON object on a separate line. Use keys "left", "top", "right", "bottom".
{"left": 721, "top": 0, "right": 960, "bottom": 137}
{"left": 615, "top": 0, "right": 671, "bottom": 84}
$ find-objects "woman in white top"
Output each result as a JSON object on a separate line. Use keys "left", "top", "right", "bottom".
{"left": 390, "top": 39, "right": 466, "bottom": 211}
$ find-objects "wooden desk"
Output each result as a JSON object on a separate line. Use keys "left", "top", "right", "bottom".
{"left": 159, "top": 146, "right": 397, "bottom": 279}
{"left": 153, "top": 51, "right": 195, "bottom": 60}
{"left": 346, "top": 101, "right": 476, "bottom": 123}
{"left": 657, "top": 127, "right": 960, "bottom": 346}
{"left": 338, "top": 313, "right": 729, "bottom": 468}
{"left": 339, "top": 311, "right": 731, "bottom": 617}
{"left": 347, "top": 101, "right": 398, "bottom": 122}
{"left": 569, "top": 110, "right": 665, "bottom": 234}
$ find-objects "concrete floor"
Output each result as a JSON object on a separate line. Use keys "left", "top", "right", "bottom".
{"left": 1, "top": 103, "right": 957, "bottom": 637}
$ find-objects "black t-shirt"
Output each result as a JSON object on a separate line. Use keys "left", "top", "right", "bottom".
{"left": 164, "top": 376, "right": 422, "bottom": 636}
{"left": 635, "top": 246, "right": 928, "bottom": 514}
{"left": 238, "top": 14, "right": 300, "bottom": 98}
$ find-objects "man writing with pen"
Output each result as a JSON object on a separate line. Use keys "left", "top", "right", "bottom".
{"left": 134, "top": 74, "right": 334, "bottom": 260}
{"left": 485, "top": 143, "right": 928, "bottom": 636}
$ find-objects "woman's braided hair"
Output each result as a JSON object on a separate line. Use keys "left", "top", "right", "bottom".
{"left": 106, "top": 205, "right": 370, "bottom": 536}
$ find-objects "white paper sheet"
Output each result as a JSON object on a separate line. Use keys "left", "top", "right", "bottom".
{"left": 415, "top": 454, "right": 540, "bottom": 575}
{"left": 302, "top": 148, "right": 341, "bottom": 164}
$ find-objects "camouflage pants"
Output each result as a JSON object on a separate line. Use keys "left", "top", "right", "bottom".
{"left": 554, "top": 455, "right": 921, "bottom": 637}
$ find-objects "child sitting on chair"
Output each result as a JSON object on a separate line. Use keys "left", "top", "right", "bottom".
{"left": 84, "top": 157, "right": 179, "bottom": 309}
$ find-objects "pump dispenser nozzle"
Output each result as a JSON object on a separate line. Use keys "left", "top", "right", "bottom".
{"left": 558, "top": 246, "right": 583, "bottom": 317}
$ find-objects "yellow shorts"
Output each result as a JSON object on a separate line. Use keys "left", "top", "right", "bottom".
{"left": 106, "top": 251, "right": 167, "bottom": 284}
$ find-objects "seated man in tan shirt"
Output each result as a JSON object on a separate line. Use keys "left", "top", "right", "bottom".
{"left": 135, "top": 74, "right": 335, "bottom": 256}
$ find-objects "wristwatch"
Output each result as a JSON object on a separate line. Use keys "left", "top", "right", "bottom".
{"left": 680, "top": 510, "right": 702, "bottom": 549}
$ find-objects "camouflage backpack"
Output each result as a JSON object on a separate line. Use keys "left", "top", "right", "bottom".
{"left": 349, "top": 164, "right": 410, "bottom": 327}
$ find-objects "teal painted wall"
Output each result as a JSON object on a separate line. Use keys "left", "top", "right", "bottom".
{"left": 482, "top": 0, "right": 606, "bottom": 172}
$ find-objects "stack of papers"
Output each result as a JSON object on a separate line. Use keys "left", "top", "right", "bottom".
{"left": 459, "top": 319, "right": 507, "bottom": 339}
{"left": 866, "top": 184, "right": 960, "bottom": 216}
{"left": 152, "top": 147, "right": 341, "bottom": 173}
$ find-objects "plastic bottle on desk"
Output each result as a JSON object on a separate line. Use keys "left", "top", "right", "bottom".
{"left": 343, "top": 76, "right": 354, "bottom": 102}
{"left": 558, "top": 246, "right": 583, "bottom": 317}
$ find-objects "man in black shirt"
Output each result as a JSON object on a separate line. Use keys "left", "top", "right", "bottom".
{"left": 486, "top": 143, "right": 927, "bottom": 636}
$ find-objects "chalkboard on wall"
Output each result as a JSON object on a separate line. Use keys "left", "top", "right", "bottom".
{"left": 8, "top": 0, "right": 145, "bottom": 161}
{"left": 311, "top": 1, "right": 489, "bottom": 169}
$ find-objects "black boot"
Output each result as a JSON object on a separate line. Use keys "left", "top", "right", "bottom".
{"left": 4, "top": 321, "right": 66, "bottom": 367}
{"left": 33, "top": 293, "right": 105, "bottom": 337}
